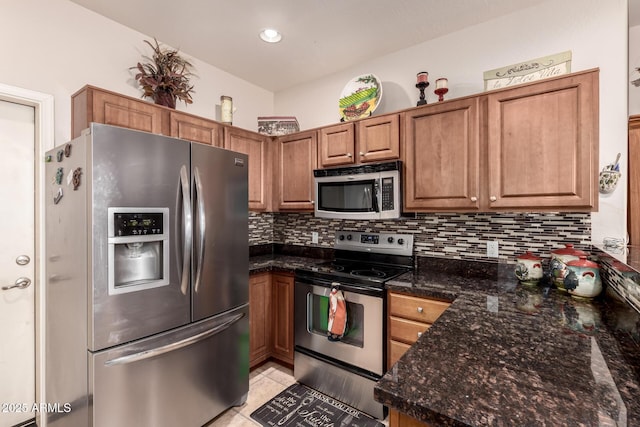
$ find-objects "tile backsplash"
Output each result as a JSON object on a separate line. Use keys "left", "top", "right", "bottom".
{"left": 251, "top": 211, "right": 591, "bottom": 263}
{"left": 250, "top": 211, "right": 640, "bottom": 315}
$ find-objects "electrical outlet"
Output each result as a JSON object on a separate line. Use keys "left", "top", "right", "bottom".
{"left": 486, "top": 240, "right": 499, "bottom": 258}
{"left": 311, "top": 232, "right": 319, "bottom": 244}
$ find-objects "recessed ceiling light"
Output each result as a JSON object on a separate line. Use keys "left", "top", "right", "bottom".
{"left": 260, "top": 28, "right": 282, "bottom": 43}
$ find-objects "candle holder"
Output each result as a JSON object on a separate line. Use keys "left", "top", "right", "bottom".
{"left": 416, "top": 82, "right": 429, "bottom": 106}
{"left": 434, "top": 87, "right": 449, "bottom": 102}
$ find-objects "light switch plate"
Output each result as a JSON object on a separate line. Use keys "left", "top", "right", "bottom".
{"left": 311, "top": 232, "right": 318, "bottom": 244}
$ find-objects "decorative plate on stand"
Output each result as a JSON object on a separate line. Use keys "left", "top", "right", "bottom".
{"left": 338, "top": 74, "right": 382, "bottom": 121}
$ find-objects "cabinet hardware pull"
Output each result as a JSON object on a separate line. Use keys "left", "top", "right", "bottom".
{"left": 417, "top": 307, "right": 423, "bottom": 313}
{"left": 490, "top": 196, "right": 497, "bottom": 202}
{"left": 347, "top": 153, "right": 352, "bottom": 158}
{"left": 470, "top": 196, "right": 478, "bottom": 202}
{"left": 417, "top": 332, "right": 423, "bottom": 338}
{"left": 359, "top": 151, "right": 365, "bottom": 156}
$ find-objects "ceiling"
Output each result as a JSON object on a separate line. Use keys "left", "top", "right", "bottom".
{"left": 70, "top": 0, "right": 553, "bottom": 92}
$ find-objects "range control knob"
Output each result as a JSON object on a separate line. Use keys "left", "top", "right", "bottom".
{"left": 387, "top": 237, "right": 394, "bottom": 244}
{"left": 398, "top": 238, "right": 404, "bottom": 245}
{"left": 346, "top": 234, "right": 352, "bottom": 241}
{"left": 339, "top": 234, "right": 345, "bottom": 241}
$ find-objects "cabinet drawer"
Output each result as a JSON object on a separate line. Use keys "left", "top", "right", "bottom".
{"left": 389, "top": 293, "right": 450, "bottom": 323}
{"left": 389, "top": 316, "right": 430, "bottom": 344}
{"left": 388, "top": 339, "right": 412, "bottom": 367}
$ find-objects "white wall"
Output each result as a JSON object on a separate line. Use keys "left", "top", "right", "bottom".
{"left": 0, "top": 0, "right": 274, "bottom": 145}
{"left": 275, "top": 0, "right": 629, "bottom": 246}
{"left": 630, "top": 25, "right": 640, "bottom": 115}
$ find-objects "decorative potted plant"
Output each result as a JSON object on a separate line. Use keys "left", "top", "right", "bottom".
{"left": 131, "top": 38, "right": 195, "bottom": 109}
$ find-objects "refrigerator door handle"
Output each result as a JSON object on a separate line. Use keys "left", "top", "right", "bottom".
{"left": 193, "top": 167, "right": 206, "bottom": 293}
{"left": 178, "top": 165, "right": 192, "bottom": 295}
{"left": 104, "top": 312, "right": 245, "bottom": 367}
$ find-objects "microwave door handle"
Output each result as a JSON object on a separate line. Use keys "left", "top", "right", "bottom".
{"left": 362, "top": 187, "right": 370, "bottom": 208}
{"left": 373, "top": 180, "right": 380, "bottom": 212}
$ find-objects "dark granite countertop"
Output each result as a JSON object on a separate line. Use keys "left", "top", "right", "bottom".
{"left": 376, "top": 266, "right": 640, "bottom": 426}
{"left": 249, "top": 250, "right": 640, "bottom": 426}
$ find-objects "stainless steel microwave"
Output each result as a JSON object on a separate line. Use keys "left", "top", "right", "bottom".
{"left": 313, "top": 161, "right": 401, "bottom": 219}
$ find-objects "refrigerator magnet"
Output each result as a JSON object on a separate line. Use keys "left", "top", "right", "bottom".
{"left": 64, "top": 143, "right": 72, "bottom": 157}
{"left": 56, "top": 150, "right": 64, "bottom": 162}
{"left": 53, "top": 188, "right": 63, "bottom": 205}
{"left": 55, "top": 167, "right": 64, "bottom": 185}
{"left": 72, "top": 167, "right": 82, "bottom": 190}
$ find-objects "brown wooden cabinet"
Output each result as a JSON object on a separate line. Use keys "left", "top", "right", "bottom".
{"left": 403, "top": 98, "right": 480, "bottom": 211}
{"left": 249, "top": 273, "right": 272, "bottom": 368}
{"left": 249, "top": 272, "right": 294, "bottom": 368}
{"left": 317, "top": 114, "right": 400, "bottom": 168}
{"left": 169, "top": 111, "right": 223, "bottom": 146}
{"left": 72, "top": 85, "right": 164, "bottom": 138}
{"left": 275, "top": 130, "right": 317, "bottom": 211}
{"left": 485, "top": 70, "right": 599, "bottom": 210}
{"left": 403, "top": 69, "right": 599, "bottom": 212}
{"left": 224, "top": 127, "right": 273, "bottom": 211}
{"left": 356, "top": 114, "right": 400, "bottom": 163}
{"left": 387, "top": 292, "right": 449, "bottom": 427}
{"left": 389, "top": 409, "right": 433, "bottom": 427}
{"left": 387, "top": 292, "right": 450, "bottom": 369}
{"left": 318, "top": 122, "right": 355, "bottom": 167}
{"left": 271, "top": 273, "right": 295, "bottom": 364}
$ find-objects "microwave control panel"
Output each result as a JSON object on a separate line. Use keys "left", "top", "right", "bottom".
{"left": 381, "top": 177, "right": 394, "bottom": 211}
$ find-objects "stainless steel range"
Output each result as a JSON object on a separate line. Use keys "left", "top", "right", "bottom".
{"left": 294, "top": 231, "right": 413, "bottom": 419}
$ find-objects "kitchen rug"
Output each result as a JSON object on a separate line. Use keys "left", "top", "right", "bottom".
{"left": 250, "top": 383, "right": 384, "bottom": 427}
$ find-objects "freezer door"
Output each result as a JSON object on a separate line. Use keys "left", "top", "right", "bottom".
{"left": 89, "top": 124, "right": 191, "bottom": 351}
{"left": 191, "top": 143, "right": 248, "bottom": 321}
{"left": 88, "top": 304, "right": 249, "bottom": 427}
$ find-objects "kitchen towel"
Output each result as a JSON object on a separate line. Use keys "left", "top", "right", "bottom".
{"left": 328, "top": 285, "right": 347, "bottom": 341}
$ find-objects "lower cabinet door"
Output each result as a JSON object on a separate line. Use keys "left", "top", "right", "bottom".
{"left": 389, "top": 409, "right": 433, "bottom": 427}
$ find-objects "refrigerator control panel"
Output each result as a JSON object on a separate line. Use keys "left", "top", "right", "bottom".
{"left": 114, "top": 212, "right": 164, "bottom": 236}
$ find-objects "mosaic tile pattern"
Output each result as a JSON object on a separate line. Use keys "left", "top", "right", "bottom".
{"left": 598, "top": 252, "right": 640, "bottom": 315}
{"left": 249, "top": 212, "right": 274, "bottom": 245}
{"left": 263, "top": 212, "right": 591, "bottom": 262}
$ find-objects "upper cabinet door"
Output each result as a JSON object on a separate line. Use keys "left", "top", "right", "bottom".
{"left": 485, "top": 70, "right": 599, "bottom": 210}
{"left": 356, "top": 114, "right": 400, "bottom": 163}
{"left": 72, "top": 86, "right": 164, "bottom": 138}
{"left": 224, "top": 127, "right": 272, "bottom": 211}
{"left": 275, "top": 130, "right": 317, "bottom": 211}
{"left": 403, "top": 98, "right": 480, "bottom": 211}
{"left": 318, "top": 122, "right": 355, "bottom": 167}
{"left": 169, "top": 111, "right": 223, "bottom": 147}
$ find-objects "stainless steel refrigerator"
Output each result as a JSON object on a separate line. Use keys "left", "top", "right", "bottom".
{"left": 44, "top": 123, "right": 249, "bottom": 427}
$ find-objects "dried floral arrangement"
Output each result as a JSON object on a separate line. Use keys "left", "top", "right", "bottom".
{"left": 131, "top": 38, "right": 195, "bottom": 108}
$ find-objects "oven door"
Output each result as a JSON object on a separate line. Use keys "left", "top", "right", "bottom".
{"left": 294, "top": 277, "right": 384, "bottom": 376}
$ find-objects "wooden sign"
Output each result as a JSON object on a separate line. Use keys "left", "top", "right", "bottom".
{"left": 484, "top": 51, "right": 572, "bottom": 90}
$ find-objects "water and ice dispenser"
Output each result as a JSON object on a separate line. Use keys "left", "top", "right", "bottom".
{"left": 107, "top": 208, "right": 170, "bottom": 295}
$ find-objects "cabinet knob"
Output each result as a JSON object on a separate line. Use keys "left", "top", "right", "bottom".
{"left": 359, "top": 151, "right": 365, "bottom": 156}
{"left": 311, "top": 200, "right": 315, "bottom": 205}
{"left": 489, "top": 196, "right": 497, "bottom": 202}
{"left": 470, "top": 196, "right": 478, "bottom": 202}
{"left": 417, "top": 332, "right": 423, "bottom": 338}
{"left": 417, "top": 307, "right": 423, "bottom": 313}
{"left": 347, "top": 153, "right": 352, "bottom": 158}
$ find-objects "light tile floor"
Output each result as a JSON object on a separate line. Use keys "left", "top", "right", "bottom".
{"left": 204, "top": 361, "right": 388, "bottom": 426}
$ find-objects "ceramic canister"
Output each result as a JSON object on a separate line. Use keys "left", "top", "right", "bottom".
{"left": 550, "top": 244, "right": 588, "bottom": 291}
{"left": 564, "top": 256, "right": 602, "bottom": 299}
{"left": 514, "top": 251, "right": 543, "bottom": 285}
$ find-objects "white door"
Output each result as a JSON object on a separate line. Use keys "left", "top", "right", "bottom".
{"left": 0, "top": 99, "right": 35, "bottom": 427}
